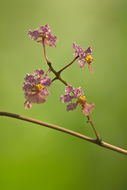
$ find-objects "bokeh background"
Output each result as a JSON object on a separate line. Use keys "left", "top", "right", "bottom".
{"left": 0, "top": 0, "right": 127, "bottom": 189}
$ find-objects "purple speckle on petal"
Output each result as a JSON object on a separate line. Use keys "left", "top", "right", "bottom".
{"left": 42, "top": 77, "right": 52, "bottom": 86}
{"left": 23, "top": 83, "right": 33, "bottom": 91}
{"left": 24, "top": 74, "right": 36, "bottom": 83}
{"left": 34, "top": 69, "right": 44, "bottom": 76}
{"left": 72, "top": 43, "right": 84, "bottom": 55}
{"left": 28, "top": 30, "right": 40, "bottom": 40}
{"left": 85, "top": 46, "right": 92, "bottom": 55}
{"left": 47, "top": 32, "right": 57, "bottom": 47}
{"left": 65, "top": 86, "right": 75, "bottom": 93}
{"left": 39, "top": 24, "right": 50, "bottom": 33}
{"left": 67, "top": 103, "right": 77, "bottom": 111}
{"left": 60, "top": 94, "right": 74, "bottom": 103}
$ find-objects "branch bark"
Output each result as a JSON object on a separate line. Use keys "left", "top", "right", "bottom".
{"left": 0, "top": 111, "right": 127, "bottom": 155}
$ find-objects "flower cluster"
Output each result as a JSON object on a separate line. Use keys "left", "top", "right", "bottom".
{"left": 23, "top": 69, "right": 52, "bottom": 109}
{"left": 24, "top": 24, "right": 95, "bottom": 116}
{"left": 28, "top": 24, "right": 57, "bottom": 47}
{"left": 60, "top": 86, "right": 94, "bottom": 116}
{"left": 73, "top": 43, "right": 93, "bottom": 72}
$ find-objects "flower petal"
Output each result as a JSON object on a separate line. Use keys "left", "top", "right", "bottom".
{"left": 72, "top": 43, "right": 84, "bottom": 56}
{"left": 42, "top": 88, "right": 50, "bottom": 96}
{"left": 82, "top": 102, "right": 95, "bottom": 116}
{"left": 42, "top": 77, "right": 52, "bottom": 86}
{"left": 65, "top": 86, "right": 75, "bottom": 93}
{"left": 88, "top": 64, "right": 93, "bottom": 73}
{"left": 67, "top": 103, "right": 78, "bottom": 111}
{"left": 85, "top": 46, "right": 92, "bottom": 55}
{"left": 39, "top": 24, "right": 50, "bottom": 33}
{"left": 24, "top": 101, "right": 32, "bottom": 109}
{"left": 24, "top": 74, "right": 36, "bottom": 83}
{"left": 27, "top": 93, "right": 47, "bottom": 104}
{"left": 28, "top": 30, "right": 40, "bottom": 40}
{"left": 76, "top": 87, "right": 84, "bottom": 97}
{"left": 34, "top": 69, "right": 44, "bottom": 76}
{"left": 78, "top": 59, "right": 85, "bottom": 68}
{"left": 60, "top": 94, "right": 74, "bottom": 103}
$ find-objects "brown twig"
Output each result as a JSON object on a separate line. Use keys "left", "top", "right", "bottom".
{"left": 87, "top": 115, "right": 101, "bottom": 143}
{"left": 41, "top": 41, "right": 101, "bottom": 141}
{"left": 0, "top": 111, "right": 127, "bottom": 155}
{"left": 58, "top": 56, "right": 79, "bottom": 74}
{"left": 42, "top": 38, "right": 58, "bottom": 76}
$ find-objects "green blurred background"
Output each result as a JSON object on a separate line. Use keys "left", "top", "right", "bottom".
{"left": 0, "top": 0, "right": 127, "bottom": 189}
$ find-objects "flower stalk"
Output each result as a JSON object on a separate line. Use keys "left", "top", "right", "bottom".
{"left": 58, "top": 56, "right": 79, "bottom": 74}
{"left": 87, "top": 115, "right": 101, "bottom": 143}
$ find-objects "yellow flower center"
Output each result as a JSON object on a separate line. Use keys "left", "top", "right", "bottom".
{"left": 77, "top": 96, "right": 87, "bottom": 105}
{"left": 80, "top": 96, "right": 86, "bottom": 101}
{"left": 40, "top": 34, "right": 43, "bottom": 37}
{"left": 40, "top": 34, "right": 48, "bottom": 39}
{"left": 35, "top": 84, "right": 45, "bottom": 90}
{"left": 85, "top": 55, "right": 93, "bottom": 64}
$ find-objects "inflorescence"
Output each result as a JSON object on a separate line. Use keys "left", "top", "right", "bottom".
{"left": 72, "top": 43, "right": 93, "bottom": 72}
{"left": 28, "top": 24, "right": 57, "bottom": 47}
{"left": 23, "top": 24, "right": 94, "bottom": 117}
{"left": 60, "top": 86, "right": 94, "bottom": 116}
{"left": 23, "top": 69, "right": 51, "bottom": 109}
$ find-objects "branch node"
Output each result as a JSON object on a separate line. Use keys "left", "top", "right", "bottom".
{"left": 96, "top": 137, "right": 102, "bottom": 145}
